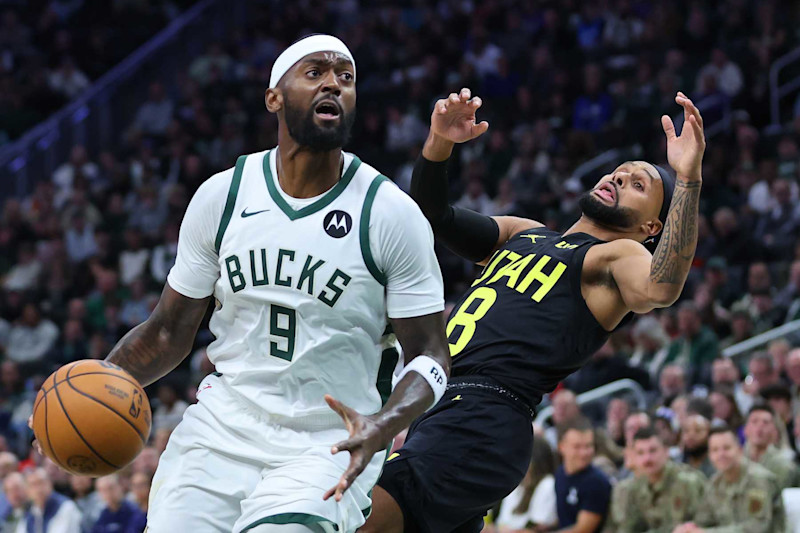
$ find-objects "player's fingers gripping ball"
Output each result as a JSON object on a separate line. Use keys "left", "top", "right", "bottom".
{"left": 31, "top": 360, "right": 152, "bottom": 476}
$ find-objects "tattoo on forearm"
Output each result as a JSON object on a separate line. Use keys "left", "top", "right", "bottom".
{"left": 650, "top": 180, "right": 702, "bottom": 284}
{"left": 106, "top": 289, "right": 209, "bottom": 386}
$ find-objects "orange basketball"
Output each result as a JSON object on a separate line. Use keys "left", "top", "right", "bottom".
{"left": 32, "top": 360, "right": 152, "bottom": 477}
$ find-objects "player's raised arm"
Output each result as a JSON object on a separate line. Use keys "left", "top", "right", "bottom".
{"left": 608, "top": 93, "right": 705, "bottom": 312}
{"left": 411, "top": 88, "right": 543, "bottom": 265}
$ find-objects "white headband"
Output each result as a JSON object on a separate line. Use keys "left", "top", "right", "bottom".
{"left": 269, "top": 34, "right": 355, "bottom": 89}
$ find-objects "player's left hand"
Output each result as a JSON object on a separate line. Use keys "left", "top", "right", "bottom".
{"left": 661, "top": 92, "right": 705, "bottom": 182}
{"left": 323, "top": 394, "right": 389, "bottom": 502}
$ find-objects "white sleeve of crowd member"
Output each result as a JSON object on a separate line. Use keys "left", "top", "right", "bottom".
{"left": 370, "top": 181, "right": 445, "bottom": 319}
{"left": 166, "top": 170, "right": 231, "bottom": 299}
{"left": 49, "top": 499, "right": 83, "bottom": 533}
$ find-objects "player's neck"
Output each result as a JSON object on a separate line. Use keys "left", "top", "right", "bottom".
{"left": 275, "top": 142, "right": 343, "bottom": 199}
{"left": 564, "top": 216, "right": 642, "bottom": 243}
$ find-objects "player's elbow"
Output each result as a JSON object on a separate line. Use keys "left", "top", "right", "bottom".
{"left": 649, "top": 286, "right": 681, "bottom": 308}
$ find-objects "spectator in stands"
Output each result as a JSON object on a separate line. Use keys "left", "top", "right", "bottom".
{"left": 759, "top": 384, "right": 797, "bottom": 456}
{"left": 788, "top": 349, "right": 800, "bottom": 411}
{"left": 776, "top": 261, "right": 800, "bottom": 319}
{"left": 128, "top": 472, "right": 151, "bottom": 514}
{"left": 754, "top": 178, "right": 800, "bottom": 262}
{"left": 695, "top": 48, "right": 744, "bottom": 98}
{"left": 766, "top": 338, "right": 791, "bottom": 380}
{"left": 3, "top": 244, "right": 41, "bottom": 293}
{"left": 743, "top": 404, "right": 799, "bottom": 490}
{"left": 657, "top": 364, "right": 688, "bottom": 408}
{"left": 69, "top": 476, "right": 103, "bottom": 533}
{"left": 47, "top": 57, "right": 90, "bottom": 101}
{"left": 572, "top": 64, "right": 613, "bottom": 134}
{"left": 54, "top": 318, "right": 87, "bottom": 364}
{"left": 665, "top": 302, "right": 719, "bottom": 385}
{"left": 608, "top": 427, "right": 707, "bottom": 532}
{"left": 52, "top": 146, "right": 100, "bottom": 209}
{"left": 680, "top": 426, "right": 786, "bottom": 532}
{"left": 679, "top": 414, "right": 715, "bottom": 478}
{"left": 119, "top": 279, "right": 153, "bottom": 328}
{"left": 604, "top": 398, "right": 630, "bottom": 449}
{"left": 709, "top": 386, "right": 745, "bottom": 433}
{"left": 711, "top": 357, "right": 753, "bottom": 414}
{"left": 545, "top": 389, "right": 581, "bottom": 449}
{"left": 555, "top": 419, "right": 611, "bottom": 533}
{"left": 5, "top": 303, "right": 58, "bottom": 367}
{"left": 22, "top": 467, "right": 81, "bottom": 533}
{"left": 129, "top": 82, "right": 174, "bottom": 138}
{"left": 91, "top": 474, "right": 146, "bottom": 533}
{"left": 629, "top": 315, "right": 670, "bottom": 379}
{"left": 1, "top": 472, "right": 27, "bottom": 533}
{"left": 619, "top": 411, "right": 652, "bottom": 480}
{"left": 64, "top": 212, "right": 98, "bottom": 264}
{"left": 495, "top": 438, "right": 558, "bottom": 531}
{"left": 149, "top": 223, "right": 178, "bottom": 284}
{"left": 746, "top": 353, "right": 782, "bottom": 397}
{"left": 152, "top": 380, "right": 188, "bottom": 433}
{"left": 126, "top": 188, "right": 166, "bottom": 241}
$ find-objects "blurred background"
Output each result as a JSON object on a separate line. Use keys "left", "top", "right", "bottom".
{"left": 1, "top": 0, "right": 800, "bottom": 532}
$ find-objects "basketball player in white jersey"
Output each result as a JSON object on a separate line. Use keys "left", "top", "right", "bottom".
{"left": 94, "top": 35, "right": 449, "bottom": 533}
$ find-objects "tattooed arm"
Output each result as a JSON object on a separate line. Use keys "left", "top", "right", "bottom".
{"left": 106, "top": 284, "right": 211, "bottom": 386}
{"left": 606, "top": 92, "right": 705, "bottom": 313}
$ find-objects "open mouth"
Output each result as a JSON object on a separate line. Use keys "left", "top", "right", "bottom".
{"left": 314, "top": 100, "right": 341, "bottom": 120}
{"left": 594, "top": 182, "right": 617, "bottom": 204}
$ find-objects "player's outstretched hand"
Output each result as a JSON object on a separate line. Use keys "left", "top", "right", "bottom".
{"left": 661, "top": 92, "right": 705, "bottom": 182}
{"left": 430, "top": 87, "right": 489, "bottom": 144}
{"left": 323, "top": 394, "right": 389, "bottom": 502}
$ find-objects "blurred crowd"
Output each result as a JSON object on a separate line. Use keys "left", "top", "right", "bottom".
{"left": 0, "top": 0, "right": 800, "bottom": 531}
{"left": 0, "top": 0, "right": 195, "bottom": 145}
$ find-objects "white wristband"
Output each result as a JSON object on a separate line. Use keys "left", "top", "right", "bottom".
{"left": 396, "top": 355, "right": 447, "bottom": 408}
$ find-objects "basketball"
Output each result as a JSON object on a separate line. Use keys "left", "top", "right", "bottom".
{"left": 31, "top": 360, "right": 152, "bottom": 477}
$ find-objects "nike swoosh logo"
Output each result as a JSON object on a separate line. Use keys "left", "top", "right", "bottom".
{"left": 241, "top": 208, "right": 270, "bottom": 218}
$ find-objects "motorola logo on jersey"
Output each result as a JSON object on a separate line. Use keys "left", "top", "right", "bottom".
{"left": 323, "top": 210, "right": 352, "bottom": 238}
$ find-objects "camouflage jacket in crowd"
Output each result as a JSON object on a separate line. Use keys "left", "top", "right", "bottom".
{"left": 694, "top": 458, "right": 786, "bottom": 533}
{"left": 607, "top": 461, "right": 707, "bottom": 533}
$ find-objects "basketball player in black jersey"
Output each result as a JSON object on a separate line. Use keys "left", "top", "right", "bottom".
{"left": 357, "top": 88, "right": 705, "bottom": 533}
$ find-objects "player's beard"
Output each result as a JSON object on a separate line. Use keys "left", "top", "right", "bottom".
{"left": 283, "top": 94, "right": 355, "bottom": 152}
{"left": 578, "top": 191, "right": 637, "bottom": 228}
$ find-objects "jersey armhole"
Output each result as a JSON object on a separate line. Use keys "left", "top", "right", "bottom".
{"left": 359, "top": 174, "right": 389, "bottom": 286}
{"left": 214, "top": 154, "right": 247, "bottom": 254}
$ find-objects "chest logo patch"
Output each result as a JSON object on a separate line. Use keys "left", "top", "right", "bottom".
{"left": 324, "top": 210, "right": 352, "bottom": 238}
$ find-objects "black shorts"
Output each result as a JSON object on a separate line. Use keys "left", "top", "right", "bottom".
{"left": 377, "top": 377, "right": 534, "bottom": 533}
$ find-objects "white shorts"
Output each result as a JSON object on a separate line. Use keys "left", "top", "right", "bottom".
{"left": 147, "top": 373, "right": 385, "bottom": 533}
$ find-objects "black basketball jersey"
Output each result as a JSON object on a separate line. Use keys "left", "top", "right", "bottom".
{"left": 448, "top": 228, "right": 612, "bottom": 407}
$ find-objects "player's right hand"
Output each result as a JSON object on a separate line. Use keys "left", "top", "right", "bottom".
{"left": 430, "top": 87, "right": 489, "bottom": 144}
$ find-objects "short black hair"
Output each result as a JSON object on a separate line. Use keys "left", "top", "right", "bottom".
{"left": 687, "top": 397, "right": 714, "bottom": 421}
{"left": 557, "top": 417, "right": 594, "bottom": 442}
{"left": 747, "top": 403, "right": 776, "bottom": 420}
{"left": 632, "top": 426, "right": 661, "bottom": 444}
{"left": 759, "top": 384, "right": 792, "bottom": 402}
{"left": 708, "top": 425, "right": 738, "bottom": 441}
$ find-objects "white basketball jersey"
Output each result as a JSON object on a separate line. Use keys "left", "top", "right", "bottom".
{"left": 206, "top": 149, "right": 398, "bottom": 425}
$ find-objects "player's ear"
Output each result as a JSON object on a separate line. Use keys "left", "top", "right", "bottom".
{"left": 643, "top": 219, "right": 663, "bottom": 237}
{"left": 265, "top": 88, "right": 283, "bottom": 114}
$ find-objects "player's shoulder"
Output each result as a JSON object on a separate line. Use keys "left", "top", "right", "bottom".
{"left": 590, "top": 238, "right": 652, "bottom": 263}
{"left": 193, "top": 165, "right": 236, "bottom": 204}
